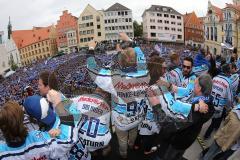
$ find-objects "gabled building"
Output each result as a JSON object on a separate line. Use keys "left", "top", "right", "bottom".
{"left": 12, "top": 26, "right": 57, "bottom": 66}
{"left": 56, "top": 10, "right": 78, "bottom": 54}
{"left": 184, "top": 12, "right": 204, "bottom": 48}
{"left": 78, "top": 4, "right": 105, "bottom": 48}
{"left": 104, "top": 3, "right": 134, "bottom": 41}
{"left": 204, "top": 1, "right": 224, "bottom": 55}
{"left": 142, "top": 5, "right": 184, "bottom": 43}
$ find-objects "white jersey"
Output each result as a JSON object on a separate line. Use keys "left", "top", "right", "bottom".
{"left": 139, "top": 97, "right": 160, "bottom": 135}
{"left": 87, "top": 47, "right": 149, "bottom": 131}
{"left": 230, "top": 73, "right": 239, "bottom": 97}
{"left": 175, "top": 73, "right": 196, "bottom": 102}
{"left": 212, "top": 74, "right": 233, "bottom": 118}
{"left": 71, "top": 94, "right": 112, "bottom": 152}
{"left": 0, "top": 125, "right": 90, "bottom": 160}
{"left": 166, "top": 67, "right": 183, "bottom": 87}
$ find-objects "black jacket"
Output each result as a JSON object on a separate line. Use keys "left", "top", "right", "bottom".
{"left": 170, "top": 101, "right": 214, "bottom": 149}
{"left": 153, "top": 100, "right": 214, "bottom": 150}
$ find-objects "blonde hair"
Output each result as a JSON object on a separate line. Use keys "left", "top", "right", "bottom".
{"left": 120, "top": 48, "right": 136, "bottom": 67}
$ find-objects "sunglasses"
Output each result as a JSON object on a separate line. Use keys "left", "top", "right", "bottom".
{"left": 183, "top": 65, "right": 191, "bottom": 69}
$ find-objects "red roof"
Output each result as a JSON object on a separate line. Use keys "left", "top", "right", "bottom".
{"left": 12, "top": 26, "right": 53, "bottom": 49}
{"left": 183, "top": 12, "right": 203, "bottom": 28}
{"left": 212, "top": 4, "right": 223, "bottom": 21}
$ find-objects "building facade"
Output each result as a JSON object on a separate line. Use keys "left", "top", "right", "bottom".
{"left": 12, "top": 26, "right": 58, "bottom": 66}
{"left": 78, "top": 4, "right": 105, "bottom": 48}
{"left": 66, "top": 29, "right": 78, "bottom": 53}
{"left": 5, "top": 38, "right": 21, "bottom": 67}
{"left": 0, "top": 43, "right": 10, "bottom": 75}
{"left": 104, "top": 3, "right": 134, "bottom": 41}
{"left": 184, "top": 12, "right": 204, "bottom": 48}
{"left": 142, "top": 5, "right": 184, "bottom": 43}
{"left": 222, "top": 3, "right": 240, "bottom": 54}
{"left": 56, "top": 10, "right": 78, "bottom": 54}
{"left": 204, "top": 1, "right": 223, "bottom": 55}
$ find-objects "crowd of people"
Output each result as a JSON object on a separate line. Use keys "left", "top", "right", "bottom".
{"left": 0, "top": 32, "right": 240, "bottom": 160}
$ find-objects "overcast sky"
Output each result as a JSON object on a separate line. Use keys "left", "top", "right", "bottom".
{"left": 0, "top": 0, "right": 232, "bottom": 40}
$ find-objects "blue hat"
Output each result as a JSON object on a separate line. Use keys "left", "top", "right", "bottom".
{"left": 23, "top": 95, "right": 56, "bottom": 127}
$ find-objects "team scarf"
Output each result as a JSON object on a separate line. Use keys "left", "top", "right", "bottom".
{"left": 191, "top": 95, "right": 212, "bottom": 104}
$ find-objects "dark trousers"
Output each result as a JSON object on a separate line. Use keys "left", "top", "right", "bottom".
{"left": 213, "top": 149, "right": 235, "bottom": 160}
{"left": 163, "top": 145, "right": 185, "bottom": 160}
{"left": 134, "top": 134, "right": 156, "bottom": 152}
{"left": 142, "top": 135, "right": 155, "bottom": 152}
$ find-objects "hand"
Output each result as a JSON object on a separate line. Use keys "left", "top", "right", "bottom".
{"left": 48, "top": 129, "right": 61, "bottom": 137}
{"left": 88, "top": 40, "right": 97, "bottom": 50}
{"left": 47, "top": 89, "right": 61, "bottom": 107}
{"left": 119, "top": 32, "right": 130, "bottom": 42}
{"left": 116, "top": 44, "right": 122, "bottom": 51}
{"left": 198, "top": 100, "right": 208, "bottom": 114}
{"left": 147, "top": 87, "right": 160, "bottom": 106}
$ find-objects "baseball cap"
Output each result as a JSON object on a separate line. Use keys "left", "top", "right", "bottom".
{"left": 23, "top": 95, "right": 56, "bottom": 127}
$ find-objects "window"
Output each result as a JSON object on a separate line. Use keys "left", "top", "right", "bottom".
{"left": 150, "top": 19, "right": 155, "bottom": 23}
{"left": 105, "top": 20, "right": 107, "bottom": 24}
{"left": 177, "top": 16, "right": 181, "bottom": 19}
{"left": 112, "top": 19, "right": 114, "bottom": 23}
{"left": 171, "top": 22, "right": 176, "bottom": 25}
{"left": 171, "top": 28, "right": 176, "bottom": 31}
{"left": 90, "top": 22, "right": 93, "bottom": 26}
{"left": 96, "top": 16, "right": 100, "bottom": 22}
{"left": 165, "top": 27, "right": 169, "bottom": 30}
{"left": 178, "top": 35, "right": 182, "bottom": 39}
{"left": 157, "top": 13, "right": 162, "bottom": 17}
{"left": 157, "top": 20, "right": 162, "bottom": 23}
{"left": 177, "top": 28, "right": 182, "bottom": 32}
{"left": 125, "top": 11, "right": 128, "bottom": 15}
{"left": 177, "top": 22, "right": 182, "bottom": 26}
{"left": 126, "top": 18, "right": 128, "bottom": 22}
{"left": 151, "top": 33, "right": 156, "bottom": 37}
{"left": 98, "top": 32, "right": 101, "bottom": 36}
{"left": 97, "top": 25, "right": 101, "bottom": 29}
{"left": 164, "top": 20, "right": 169, "bottom": 24}
{"left": 171, "top": 15, "right": 175, "bottom": 18}
{"left": 150, "top": 26, "right": 156, "bottom": 29}
{"left": 164, "top": 14, "right": 169, "bottom": 17}
{"left": 207, "top": 27, "right": 209, "bottom": 40}
{"left": 214, "top": 27, "right": 217, "bottom": 41}
{"left": 158, "top": 26, "right": 163, "bottom": 30}
{"left": 211, "top": 27, "right": 213, "bottom": 40}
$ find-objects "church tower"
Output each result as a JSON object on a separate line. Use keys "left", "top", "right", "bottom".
{"left": 7, "top": 16, "right": 12, "bottom": 40}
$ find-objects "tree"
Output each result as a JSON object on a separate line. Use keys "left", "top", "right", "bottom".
{"left": 133, "top": 21, "right": 143, "bottom": 38}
